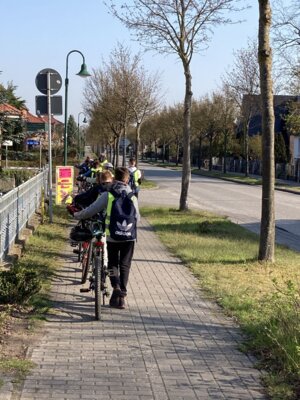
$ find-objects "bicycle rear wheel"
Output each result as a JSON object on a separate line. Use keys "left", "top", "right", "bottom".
{"left": 77, "top": 242, "right": 82, "bottom": 262}
{"left": 94, "top": 255, "right": 102, "bottom": 321}
{"left": 81, "top": 241, "right": 92, "bottom": 284}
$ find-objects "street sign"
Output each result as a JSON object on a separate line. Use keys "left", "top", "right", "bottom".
{"left": 36, "top": 95, "right": 63, "bottom": 115}
{"left": 2, "top": 140, "right": 13, "bottom": 146}
{"left": 35, "top": 68, "right": 62, "bottom": 95}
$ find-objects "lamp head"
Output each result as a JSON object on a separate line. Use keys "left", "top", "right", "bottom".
{"left": 83, "top": 117, "right": 87, "bottom": 123}
{"left": 77, "top": 63, "right": 91, "bottom": 77}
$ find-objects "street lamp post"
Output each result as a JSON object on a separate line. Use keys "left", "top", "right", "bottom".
{"left": 63, "top": 50, "right": 91, "bottom": 166}
{"left": 77, "top": 112, "right": 87, "bottom": 159}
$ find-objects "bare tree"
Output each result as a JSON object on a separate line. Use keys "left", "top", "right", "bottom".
{"left": 258, "top": 0, "right": 275, "bottom": 262}
{"left": 84, "top": 45, "right": 145, "bottom": 167}
{"left": 273, "top": 0, "right": 300, "bottom": 49}
{"left": 213, "top": 89, "right": 237, "bottom": 173}
{"left": 107, "top": 0, "right": 243, "bottom": 210}
{"left": 222, "top": 39, "right": 260, "bottom": 176}
{"left": 126, "top": 67, "right": 161, "bottom": 165}
{"left": 273, "top": 0, "right": 300, "bottom": 94}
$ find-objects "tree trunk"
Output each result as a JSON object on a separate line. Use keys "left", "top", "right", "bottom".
{"left": 179, "top": 63, "right": 192, "bottom": 211}
{"left": 209, "top": 134, "right": 213, "bottom": 171}
{"left": 141, "top": 141, "right": 144, "bottom": 160}
{"left": 198, "top": 135, "right": 202, "bottom": 169}
{"left": 115, "top": 136, "right": 120, "bottom": 167}
{"left": 135, "top": 123, "right": 141, "bottom": 166}
{"left": 122, "top": 127, "right": 126, "bottom": 167}
{"left": 162, "top": 142, "right": 166, "bottom": 163}
{"left": 243, "top": 119, "right": 250, "bottom": 177}
{"left": 223, "top": 130, "right": 227, "bottom": 174}
{"left": 258, "top": 0, "right": 275, "bottom": 262}
{"left": 176, "top": 136, "right": 180, "bottom": 166}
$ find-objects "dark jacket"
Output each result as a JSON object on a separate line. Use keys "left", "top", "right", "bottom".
{"left": 74, "top": 183, "right": 112, "bottom": 208}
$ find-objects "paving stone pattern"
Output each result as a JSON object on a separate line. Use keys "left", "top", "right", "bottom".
{"left": 18, "top": 219, "right": 266, "bottom": 400}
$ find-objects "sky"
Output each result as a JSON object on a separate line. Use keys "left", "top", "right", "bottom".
{"left": 0, "top": 1, "right": 259, "bottom": 124}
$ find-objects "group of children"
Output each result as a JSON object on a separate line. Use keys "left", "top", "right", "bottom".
{"left": 68, "top": 155, "right": 142, "bottom": 309}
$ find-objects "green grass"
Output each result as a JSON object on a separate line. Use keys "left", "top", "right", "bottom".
{"left": 19, "top": 205, "right": 70, "bottom": 313}
{"left": 192, "top": 168, "right": 263, "bottom": 185}
{"left": 192, "top": 169, "right": 300, "bottom": 193}
{"left": 141, "top": 179, "right": 157, "bottom": 189}
{"left": 141, "top": 207, "right": 300, "bottom": 400}
{"left": 0, "top": 359, "right": 35, "bottom": 382}
{"left": 143, "top": 160, "right": 182, "bottom": 170}
{"left": 0, "top": 204, "right": 70, "bottom": 382}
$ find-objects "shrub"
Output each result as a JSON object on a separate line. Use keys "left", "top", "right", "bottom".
{"left": 0, "top": 266, "right": 41, "bottom": 304}
{"left": 0, "top": 169, "right": 37, "bottom": 186}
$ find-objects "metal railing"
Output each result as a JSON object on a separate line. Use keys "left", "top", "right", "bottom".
{"left": 0, "top": 169, "right": 48, "bottom": 262}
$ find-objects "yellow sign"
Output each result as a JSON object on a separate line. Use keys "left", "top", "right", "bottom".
{"left": 56, "top": 166, "right": 74, "bottom": 205}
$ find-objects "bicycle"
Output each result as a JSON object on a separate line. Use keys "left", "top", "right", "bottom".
{"left": 70, "top": 218, "right": 110, "bottom": 320}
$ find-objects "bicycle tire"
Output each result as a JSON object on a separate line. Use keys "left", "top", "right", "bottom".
{"left": 94, "top": 255, "right": 102, "bottom": 321}
{"left": 77, "top": 242, "right": 82, "bottom": 262}
{"left": 81, "top": 242, "right": 92, "bottom": 284}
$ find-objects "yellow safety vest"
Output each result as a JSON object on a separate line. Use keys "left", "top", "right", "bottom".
{"left": 90, "top": 166, "right": 102, "bottom": 177}
{"left": 133, "top": 169, "right": 140, "bottom": 187}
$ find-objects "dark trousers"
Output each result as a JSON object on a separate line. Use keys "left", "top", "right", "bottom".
{"left": 107, "top": 241, "right": 135, "bottom": 294}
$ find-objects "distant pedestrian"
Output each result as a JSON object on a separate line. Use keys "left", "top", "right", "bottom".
{"left": 128, "top": 158, "right": 142, "bottom": 198}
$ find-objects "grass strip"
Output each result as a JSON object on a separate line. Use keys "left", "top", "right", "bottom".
{"left": 192, "top": 169, "right": 300, "bottom": 194}
{"left": 140, "top": 179, "right": 157, "bottom": 189}
{"left": 0, "top": 205, "right": 70, "bottom": 379}
{"left": 0, "top": 359, "right": 35, "bottom": 383}
{"left": 192, "top": 168, "right": 263, "bottom": 185}
{"left": 142, "top": 207, "right": 300, "bottom": 400}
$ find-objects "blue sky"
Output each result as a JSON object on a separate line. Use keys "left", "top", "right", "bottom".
{"left": 0, "top": 1, "right": 259, "bottom": 122}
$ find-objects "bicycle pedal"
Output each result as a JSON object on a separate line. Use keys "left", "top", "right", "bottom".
{"left": 80, "top": 288, "right": 90, "bottom": 293}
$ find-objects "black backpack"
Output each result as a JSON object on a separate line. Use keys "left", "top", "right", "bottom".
{"left": 109, "top": 189, "right": 137, "bottom": 241}
{"left": 128, "top": 172, "right": 137, "bottom": 192}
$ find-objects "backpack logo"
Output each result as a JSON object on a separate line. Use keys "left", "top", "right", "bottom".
{"left": 116, "top": 220, "right": 133, "bottom": 232}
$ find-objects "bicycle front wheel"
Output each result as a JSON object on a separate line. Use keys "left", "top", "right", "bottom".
{"left": 81, "top": 241, "right": 92, "bottom": 284}
{"left": 94, "top": 255, "right": 102, "bottom": 321}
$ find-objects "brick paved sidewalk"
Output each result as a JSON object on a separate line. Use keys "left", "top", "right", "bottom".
{"left": 15, "top": 218, "right": 265, "bottom": 400}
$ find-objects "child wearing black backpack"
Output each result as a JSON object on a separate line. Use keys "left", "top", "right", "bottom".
{"left": 128, "top": 158, "right": 142, "bottom": 198}
{"left": 73, "top": 167, "right": 140, "bottom": 309}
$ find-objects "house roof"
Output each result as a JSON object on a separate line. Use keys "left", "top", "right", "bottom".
{"left": 0, "top": 103, "right": 23, "bottom": 116}
{"left": 241, "top": 95, "right": 300, "bottom": 135}
{"left": 26, "top": 111, "right": 45, "bottom": 123}
{"left": 1, "top": 103, "right": 64, "bottom": 127}
{"left": 39, "top": 115, "right": 63, "bottom": 125}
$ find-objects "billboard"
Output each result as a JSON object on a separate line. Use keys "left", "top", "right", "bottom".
{"left": 55, "top": 166, "right": 74, "bottom": 205}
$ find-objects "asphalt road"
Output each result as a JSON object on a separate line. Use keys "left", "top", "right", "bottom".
{"left": 139, "top": 162, "right": 300, "bottom": 252}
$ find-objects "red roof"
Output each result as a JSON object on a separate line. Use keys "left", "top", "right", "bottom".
{"left": 0, "top": 103, "right": 63, "bottom": 125}
{"left": 26, "top": 111, "right": 45, "bottom": 123}
{"left": 39, "top": 115, "right": 63, "bottom": 125}
{"left": 0, "top": 103, "right": 22, "bottom": 116}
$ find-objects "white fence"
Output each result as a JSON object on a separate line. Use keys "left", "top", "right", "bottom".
{"left": 0, "top": 169, "right": 48, "bottom": 262}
